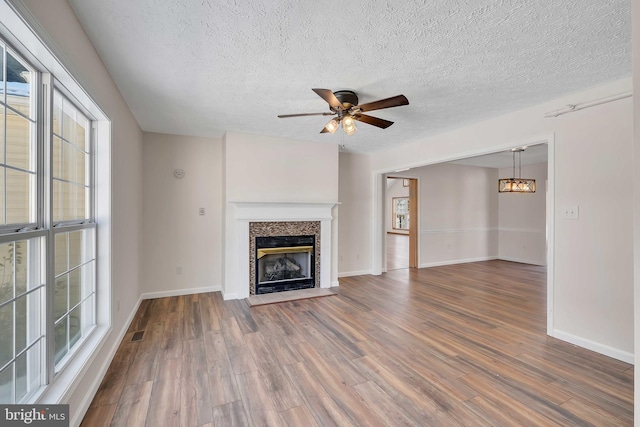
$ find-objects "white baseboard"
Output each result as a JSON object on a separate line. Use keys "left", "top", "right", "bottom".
{"left": 338, "top": 270, "right": 372, "bottom": 278}
{"left": 331, "top": 280, "right": 340, "bottom": 287}
{"left": 70, "top": 294, "right": 143, "bottom": 427}
{"left": 222, "top": 292, "right": 238, "bottom": 300}
{"left": 551, "top": 329, "right": 634, "bottom": 365}
{"left": 497, "top": 256, "right": 546, "bottom": 266}
{"left": 420, "top": 256, "right": 498, "bottom": 268}
{"left": 140, "top": 285, "right": 221, "bottom": 300}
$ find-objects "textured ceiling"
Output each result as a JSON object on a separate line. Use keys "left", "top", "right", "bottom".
{"left": 67, "top": 0, "right": 630, "bottom": 154}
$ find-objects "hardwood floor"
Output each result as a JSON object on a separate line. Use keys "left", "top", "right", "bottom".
{"left": 387, "top": 232, "right": 409, "bottom": 270}
{"left": 81, "top": 260, "right": 633, "bottom": 426}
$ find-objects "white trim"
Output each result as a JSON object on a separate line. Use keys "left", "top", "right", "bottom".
{"left": 551, "top": 329, "right": 634, "bottom": 365}
{"left": 497, "top": 256, "right": 545, "bottom": 266}
{"left": 546, "top": 135, "right": 555, "bottom": 336}
{"left": 420, "top": 256, "right": 498, "bottom": 268}
{"left": 331, "top": 280, "right": 340, "bottom": 287}
{"left": 498, "top": 227, "right": 546, "bottom": 234}
{"left": 222, "top": 292, "right": 238, "bottom": 301}
{"left": 338, "top": 270, "right": 371, "bottom": 278}
{"left": 231, "top": 201, "right": 338, "bottom": 299}
{"left": 421, "top": 227, "right": 498, "bottom": 234}
{"left": 140, "top": 285, "right": 221, "bottom": 300}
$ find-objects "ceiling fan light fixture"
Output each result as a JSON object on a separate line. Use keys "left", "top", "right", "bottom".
{"left": 324, "top": 118, "right": 340, "bottom": 134}
{"left": 343, "top": 116, "right": 357, "bottom": 135}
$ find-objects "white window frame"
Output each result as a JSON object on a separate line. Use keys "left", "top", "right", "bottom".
{"left": 0, "top": 0, "right": 112, "bottom": 406}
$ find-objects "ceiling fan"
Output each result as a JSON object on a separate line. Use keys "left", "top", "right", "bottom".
{"left": 278, "top": 89, "right": 409, "bottom": 135}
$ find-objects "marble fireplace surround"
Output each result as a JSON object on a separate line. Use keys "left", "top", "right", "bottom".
{"left": 233, "top": 202, "right": 336, "bottom": 299}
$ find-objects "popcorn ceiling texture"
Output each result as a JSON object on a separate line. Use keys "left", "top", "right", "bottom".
{"left": 68, "top": 0, "right": 630, "bottom": 153}
{"left": 249, "top": 221, "right": 321, "bottom": 295}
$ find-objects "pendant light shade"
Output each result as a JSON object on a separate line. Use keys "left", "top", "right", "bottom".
{"left": 498, "top": 148, "right": 536, "bottom": 193}
{"left": 498, "top": 178, "right": 536, "bottom": 193}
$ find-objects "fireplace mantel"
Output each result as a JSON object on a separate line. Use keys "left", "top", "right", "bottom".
{"left": 229, "top": 201, "right": 338, "bottom": 299}
{"left": 233, "top": 201, "right": 337, "bottom": 221}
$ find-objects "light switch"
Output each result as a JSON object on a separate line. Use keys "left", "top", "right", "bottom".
{"left": 199, "top": 208, "right": 205, "bottom": 216}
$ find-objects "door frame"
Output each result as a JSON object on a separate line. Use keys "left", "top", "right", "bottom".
{"left": 385, "top": 177, "right": 419, "bottom": 269}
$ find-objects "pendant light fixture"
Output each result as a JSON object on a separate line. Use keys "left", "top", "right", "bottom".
{"left": 498, "top": 148, "right": 536, "bottom": 193}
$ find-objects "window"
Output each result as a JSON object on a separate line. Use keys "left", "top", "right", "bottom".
{"left": 392, "top": 197, "right": 409, "bottom": 230}
{"left": 0, "top": 39, "right": 97, "bottom": 404}
{"left": 51, "top": 91, "right": 96, "bottom": 368}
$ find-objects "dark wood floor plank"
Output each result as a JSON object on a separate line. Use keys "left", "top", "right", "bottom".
{"left": 82, "top": 261, "right": 633, "bottom": 427}
{"left": 245, "top": 331, "right": 304, "bottom": 412}
{"left": 278, "top": 405, "right": 320, "bottom": 427}
{"left": 211, "top": 400, "right": 250, "bottom": 427}
{"left": 89, "top": 362, "right": 130, "bottom": 407}
{"left": 182, "top": 339, "right": 213, "bottom": 425}
{"left": 235, "top": 369, "right": 282, "bottom": 427}
{"left": 110, "top": 381, "right": 153, "bottom": 427}
{"left": 80, "top": 403, "right": 117, "bottom": 427}
{"left": 352, "top": 380, "right": 421, "bottom": 427}
{"left": 281, "top": 362, "right": 355, "bottom": 427}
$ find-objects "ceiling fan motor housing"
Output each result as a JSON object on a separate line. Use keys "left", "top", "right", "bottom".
{"left": 333, "top": 90, "right": 359, "bottom": 110}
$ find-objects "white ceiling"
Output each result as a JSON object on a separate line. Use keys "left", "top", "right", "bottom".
{"left": 67, "top": 0, "right": 630, "bottom": 154}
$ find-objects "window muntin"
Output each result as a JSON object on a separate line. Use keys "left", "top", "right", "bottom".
{"left": 52, "top": 92, "right": 90, "bottom": 224}
{"left": 0, "top": 237, "right": 44, "bottom": 404}
{"left": 0, "top": 44, "right": 36, "bottom": 229}
{"left": 52, "top": 228, "right": 95, "bottom": 367}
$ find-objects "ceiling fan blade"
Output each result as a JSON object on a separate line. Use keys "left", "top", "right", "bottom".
{"left": 312, "top": 88, "right": 343, "bottom": 110}
{"left": 278, "top": 112, "right": 334, "bottom": 118}
{"left": 356, "top": 94, "right": 409, "bottom": 112}
{"left": 353, "top": 114, "right": 394, "bottom": 129}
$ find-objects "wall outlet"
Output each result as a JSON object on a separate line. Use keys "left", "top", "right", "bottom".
{"left": 563, "top": 206, "right": 579, "bottom": 220}
{"left": 199, "top": 208, "right": 205, "bottom": 216}
{"left": 176, "top": 266, "right": 183, "bottom": 275}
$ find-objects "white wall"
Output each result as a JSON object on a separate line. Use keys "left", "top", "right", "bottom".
{"left": 223, "top": 132, "right": 339, "bottom": 298}
{"left": 18, "top": 0, "right": 143, "bottom": 424}
{"left": 498, "top": 162, "right": 547, "bottom": 265}
{"left": 385, "top": 178, "right": 409, "bottom": 234}
{"left": 141, "top": 132, "right": 222, "bottom": 296}
{"left": 338, "top": 152, "right": 372, "bottom": 277}
{"left": 412, "top": 163, "right": 499, "bottom": 267}
{"left": 364, "top": 78, "right": 633, "bottom": 362}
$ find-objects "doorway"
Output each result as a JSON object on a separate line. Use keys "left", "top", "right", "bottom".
{"left": 385, "top": 177, "right": 418, "bottom": 270}
{"left": 374, "top": 136, "right": 554, "bottom": 334}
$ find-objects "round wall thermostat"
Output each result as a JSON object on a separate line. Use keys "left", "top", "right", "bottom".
{"left": 173, "top": 169, "right": 185, "bottom": 179}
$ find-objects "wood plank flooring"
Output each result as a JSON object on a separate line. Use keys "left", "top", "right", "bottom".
{"left": 387, "top": 232, "right": 409, "bottom": 271}
{"left": 81, "top": 260, "right": 633, "bottom": 426}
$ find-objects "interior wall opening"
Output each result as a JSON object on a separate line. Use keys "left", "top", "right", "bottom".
{"left": 375, "top": 137, "right": 553, "bottom": 334}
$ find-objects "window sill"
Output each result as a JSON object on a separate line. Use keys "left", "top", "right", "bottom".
{"left": 35, "top": 324, "right": 111, "bottom": 405}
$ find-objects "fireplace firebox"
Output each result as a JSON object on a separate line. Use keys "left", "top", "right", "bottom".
{"left": 255, "top": 235, "right": 315, "bottom": 294}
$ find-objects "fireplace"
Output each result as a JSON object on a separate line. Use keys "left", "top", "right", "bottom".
{"left": 230, "top": 202, "right": 336, "bottom": 300}
{"left": 255, "top": 235, "right": 315, "bottom": 294}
